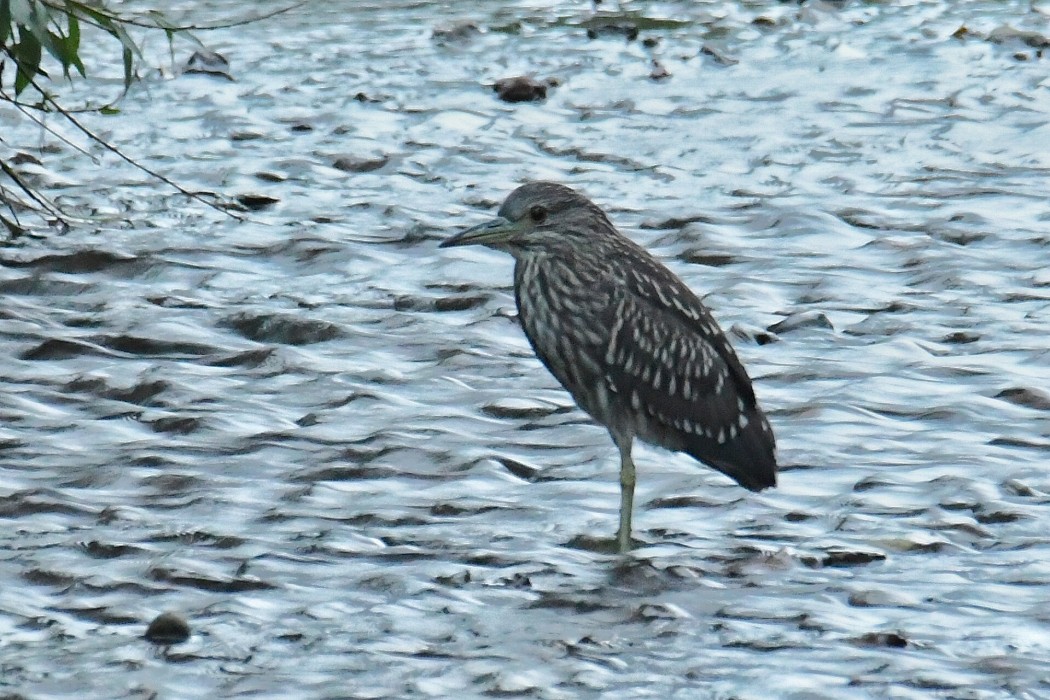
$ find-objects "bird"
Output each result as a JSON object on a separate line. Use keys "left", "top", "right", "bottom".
{"left": 440, "top": 182, "right": 776, "bottom": 552}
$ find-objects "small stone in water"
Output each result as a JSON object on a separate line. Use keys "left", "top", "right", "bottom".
{"left": 230, "top": 131, "right": 265, "bottom": 142}
{"left": 236, "top": 194, "right": 280, "bottom": 210}
{"left": 493, "top": 76, "right": 549, "bottom": 103}
{"left": 767, "top": 311, "right": 834, "bottom": 334}
{"left": 700, "top": 44, "right": 739, "bottom": 66}
{"left": 11, "top": 151, "right": 42, "bottom": 166}
{"left": 817, "top": 549, "right": 887, "bottom": 568}
{"left": 433, "top": 21, "right": 482, "bottom": 43}
{"left": 995, "top": 387, "right": 1050, "bottom": 410}
{"left": 586, "top": 24, "right": 639, "bottom": 41}
{"left": 853, "top": 631, "right": 908, "bottom": 648}
{"left": 184, "top": 50, "right": 233, "bottom": 80}
{"left": 332, "top": 155, "right": 388, "bottom": 173}
{"left": 144, "top": 612, "right": 191, "bottom": 645}
{"left": 649, "top": 60, "right": 671, "bottom": 81}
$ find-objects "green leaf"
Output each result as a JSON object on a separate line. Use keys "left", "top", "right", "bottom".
{"left": 0, "top": 0, "right": 11, "bottom": 47}
{"left": 66, "top": 3, "right": 125, "bottom": 48}
{"left": 99, "top": 105, "right": 120, "bottom": 115}
{"left": 65, "top": 10, "right": 85, "bottom": 76}
{"left": 20, "top": 2, "right": 77, "bottom": 85}
{"left": 46, "top": 29, "right": 72, "bottom": 74}
{"left": 24, "top": 0, "right": 60, "bottom": 57}
{"left": 13, "top": 27, "right": 43, "bottom": 95}
{"left": 122, "top": 44, "right": 132, "bottom": 90}
{"left": 66, "top": 1, "right": 110, "bottom": 28}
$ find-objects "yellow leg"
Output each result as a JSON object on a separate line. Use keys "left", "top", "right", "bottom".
{"left": 616, "top": 439, "right": 636, "bottom": 553}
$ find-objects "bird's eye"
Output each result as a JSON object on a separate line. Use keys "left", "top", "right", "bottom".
{"left": 528, "top": 205, "right": 548, "bottom": 224}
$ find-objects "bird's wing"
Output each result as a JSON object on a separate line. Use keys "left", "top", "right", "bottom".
{"left": 600, "top": 254, "right": 776, "bottom": 490}
{"left": 623, "top": 257, "right": 757, "bottom": 403}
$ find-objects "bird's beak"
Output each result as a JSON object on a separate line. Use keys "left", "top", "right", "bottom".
{"left": 439, "top": 216, "right": 519, "bottom": 248}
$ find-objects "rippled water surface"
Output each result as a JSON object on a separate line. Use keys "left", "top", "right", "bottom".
{"left": 2, "top": 1, "right": 1050, "bottom": 697}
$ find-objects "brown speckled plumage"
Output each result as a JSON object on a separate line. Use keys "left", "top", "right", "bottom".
{"left": 441, "top": 182, "right": 776, "bottom": 551}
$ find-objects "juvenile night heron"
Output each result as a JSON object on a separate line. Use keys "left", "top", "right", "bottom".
{"left": 441, "top": 182, "right": 776, "bottom": 552}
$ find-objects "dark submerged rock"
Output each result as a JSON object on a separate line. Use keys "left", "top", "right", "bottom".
{"left": 144, "top": 612, "right": 191, "bottom": 645}
{"left": 235, "top": 194, "right": 280, "bottom": 210}
{"left": 332, "top": 155, "right": 388, "bottom": 173}
{"left": 493, "top": 76, "right": 550, "bottom": 103}
{"left": 853, "top": 632, "right": 908, "bottom": 648}
{"left": 433, "top": 21, "right": 482, "bottom": 44}
{"left": 768, "top": 311, "right": 834, "bottom": 334}
{"left": 586, "top": 23, "right": 639, "bottom": 41}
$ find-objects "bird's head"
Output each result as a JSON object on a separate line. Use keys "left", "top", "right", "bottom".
{"left": 440, "top": 181, "right": 614, "bottom": 253}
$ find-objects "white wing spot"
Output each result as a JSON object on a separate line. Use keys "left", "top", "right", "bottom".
{"left": 672, "top": 297, "right": 698, "bottom": 320}
{"left": 656, "top": 287, "right": 671, "bottom": 308}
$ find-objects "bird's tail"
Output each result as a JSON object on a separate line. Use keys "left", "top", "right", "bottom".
{"left": 685, "top": 410, "right": 777, "bottom": 492}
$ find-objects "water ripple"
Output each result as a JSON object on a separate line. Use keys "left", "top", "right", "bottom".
{"left": 2, "top": 0, "right": 1049, "bottom": 697}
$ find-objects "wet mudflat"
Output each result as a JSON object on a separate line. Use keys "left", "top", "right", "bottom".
{"left": 1, "top": 1, "right": 1049, "bottom": 697}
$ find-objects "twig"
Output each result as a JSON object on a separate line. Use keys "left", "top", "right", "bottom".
{"left": 39, "top": 0, "right": 308, "bottom": 33}
{"left": 0, "top": 158, "right": 65, "bottom": 218}
{"left": 27, "top": 76, "right": 245, "bottom": 221}
{"left": 1, "top": 2, "right": 280, "bottom": 227}
{"left": 0, "top": 91, "right": 98, "bottom": 161}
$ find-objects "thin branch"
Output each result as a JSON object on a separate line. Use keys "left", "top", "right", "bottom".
{"left": 2, "top": 83, "right": 245, "bottom": 221}
{"left": 21, "top": 74, "right": 246, "bottom": 220}
{"left": 0, "top": 45, "right": 109, "bottom": 115}
{"left": 1, "top": 215, "right": 27, "bottom": 238}
{"left": 0, "top": 91, "right": 98, "bottom": 161}
{"left": 1, "top": 1, "right": 279, "bottom": 227}
{"left": 38, "top": 0, "right": 308, "bottom": 33}
{"left": 1, "top": 182, "right": 27, "bottom": 229}
{"left": 0, "top": 158, "right": 65, "bottom": 218}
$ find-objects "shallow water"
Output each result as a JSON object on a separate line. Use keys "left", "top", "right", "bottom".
{"left": 2, "top": 0, "right": 1049, "bottom": 697}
